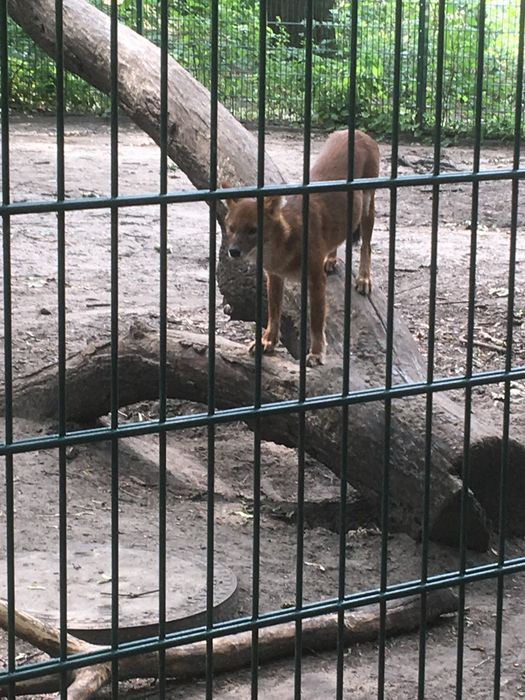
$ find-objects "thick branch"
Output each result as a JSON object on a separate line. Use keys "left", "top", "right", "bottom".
{"left": 7, "top": 0, "right": 278, "bottom": 322}
{"left": 0, "top": 599, "right": 109, "bottom": 699}
{"left": 0, "top": 598, "right": 92, "bottom": 657}
{"left": 0, "top": 590, "right": 458, "bottom": 697}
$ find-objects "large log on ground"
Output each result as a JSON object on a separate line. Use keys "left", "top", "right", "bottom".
{"left": 7, "top": 0, "right": 525, "bottom": 548}
{"left": 6, "top": 320, "right": 525, "bottom": 550}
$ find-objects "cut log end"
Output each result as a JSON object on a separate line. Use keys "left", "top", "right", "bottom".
{"left": 457, "top": 436, "right": 525, "bottom": 538}
{"left": 430, "top": 490, "right": 490, "bottom": 552}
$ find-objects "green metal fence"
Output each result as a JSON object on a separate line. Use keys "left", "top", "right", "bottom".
{"left": 2, "top": 0, "right": 525, "bottom": 698}
{"left": 6, "top": 0, "right": 525, "bottom": 135}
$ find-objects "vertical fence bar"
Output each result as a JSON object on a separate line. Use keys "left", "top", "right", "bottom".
{"left": 0, "top": 3, "right": 15, "bottom": 698}
{"left": 417, "top": 0, "right": 446, "bottom": 697}
{"left": 109, "top": 1, "right": 120, "bottom": 696}
{"left": 252, "top": 0, "right": 267, "bottom": 694}
{"left": 136, "top": 0, "right": 143, "bottom": 35}
{"left": 157, "top": 0, "right": 169, "bottom": 696}
{"left": 416, "top": 0, "right": 428, "bottom": 130}
{"left": 336, "top": 0, "right": 358, "bottom": 697}
{"left": 54, "top": 0, "right": 68, "bottom": 697}
{"left": 294, "top": 1, "right": 313, "bottom": 697}
{"left": 378, "top": 1, "right": 402, "bottom": 698}
{"left": 493, "top": 1, "right": 525, "bottom": 696}
{"left": 206, "top": 0, "right": 220, "bottom": 696}
{"left": 456, "top": 2, "right": 486, "bottom": 697}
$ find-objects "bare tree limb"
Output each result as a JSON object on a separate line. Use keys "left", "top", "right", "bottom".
{"left": 0, "top": 590, "right": 458, "bottom": 697}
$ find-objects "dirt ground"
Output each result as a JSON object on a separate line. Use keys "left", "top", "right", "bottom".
{"left": 1, "top": 115, "right": 525, "bottom": 698}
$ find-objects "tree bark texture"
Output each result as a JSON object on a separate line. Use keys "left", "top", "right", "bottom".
{"left": 7, "top": 0, "right": 525, "bottom": 548}
{"left": 0, "top": 589, "right": 458, "bottom": 697}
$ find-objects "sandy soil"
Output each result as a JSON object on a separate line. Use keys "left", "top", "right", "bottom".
{"left": 0, "top": 115, "right": 525, "bottom": 698}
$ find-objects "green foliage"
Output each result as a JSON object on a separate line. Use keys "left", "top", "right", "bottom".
{"left": 6, "top": 0, "right": 524, "bottom": 137}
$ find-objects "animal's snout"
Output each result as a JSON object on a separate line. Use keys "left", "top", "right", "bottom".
{"left": 228, "top": 246, "right": 242, "bottom": 258}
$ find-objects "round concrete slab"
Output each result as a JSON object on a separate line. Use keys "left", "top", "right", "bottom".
{"left": 1, "top": 543, "right": 238, "bottom": 644}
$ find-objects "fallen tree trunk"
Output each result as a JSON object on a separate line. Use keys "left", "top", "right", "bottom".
{"left": 7, "top": 0, "right": 525, "bottom": 548}
{"left": 0, "top": 590, "right": 458, "bottom": 697}
{"left": 6, "top": 320, "right": 525, "bottom": 549}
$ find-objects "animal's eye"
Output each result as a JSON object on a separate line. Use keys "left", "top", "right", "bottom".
{"left": 247, "top": 227, "right": 257, "bottom": 236}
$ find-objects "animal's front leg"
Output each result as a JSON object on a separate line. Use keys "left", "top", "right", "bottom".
{"left": 249, "top": 273, "right": 284, "bottom": 355}
{"left": 306, "top": 265, "right": 327, "bottom": 367}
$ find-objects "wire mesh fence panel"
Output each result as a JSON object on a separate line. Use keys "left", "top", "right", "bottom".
{"left": 2, "top": 0, "right": 525, "bottom": 698}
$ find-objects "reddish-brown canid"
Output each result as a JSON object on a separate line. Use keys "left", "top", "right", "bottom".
{"left": 223, "top": 129, "right": 380, "bottom": 366}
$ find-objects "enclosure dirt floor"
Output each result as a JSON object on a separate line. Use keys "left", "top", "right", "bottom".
{"left": 1, "top": 115, "right": 525, "bottom": 698}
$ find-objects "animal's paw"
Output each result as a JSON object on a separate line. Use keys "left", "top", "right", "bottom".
{"left": 355, "top": 275, "right": 372, "bottom": 295}
{"left": 324, "top": 256, "right": 338, "bottom": 274}
{"left": 249, "top": 331, "right": 278, "bottom": 356}
{"left": 306, "top": 352, "right": 325, "bottom": 367}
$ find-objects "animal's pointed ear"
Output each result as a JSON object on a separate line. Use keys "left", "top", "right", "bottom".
{"left": 264, "top": 195, "right": 282, "bottom": 217}
{"left": 221, "top": 181, "right": 238, "bottom": 210}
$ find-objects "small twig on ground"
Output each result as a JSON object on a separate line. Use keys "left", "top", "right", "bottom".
{"left": 398, "top": 283, "right": 427, "bottom": 295}
{"left": 460, "top": 336, "right": 506, "bottom": 354}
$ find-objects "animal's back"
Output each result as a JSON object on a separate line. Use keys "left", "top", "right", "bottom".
{"left": 311, "top": 129, "right": 379, "bottom": 181}
{"left": 309, "top": 129, "right": 379, "bottom": 242}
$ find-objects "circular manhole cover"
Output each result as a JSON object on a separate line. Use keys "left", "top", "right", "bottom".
{"left": 1, "top": 544, "right": 238, "bottom": 644}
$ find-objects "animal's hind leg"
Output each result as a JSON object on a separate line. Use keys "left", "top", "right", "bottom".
{"left": 324, "top": 248, "right": 338, "bottom": 274}
{"left": 306, "top": 261, "right": 327, "bottom": 366}
{"left": 355, "top": 191, "right": 375, "bottom": 295}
